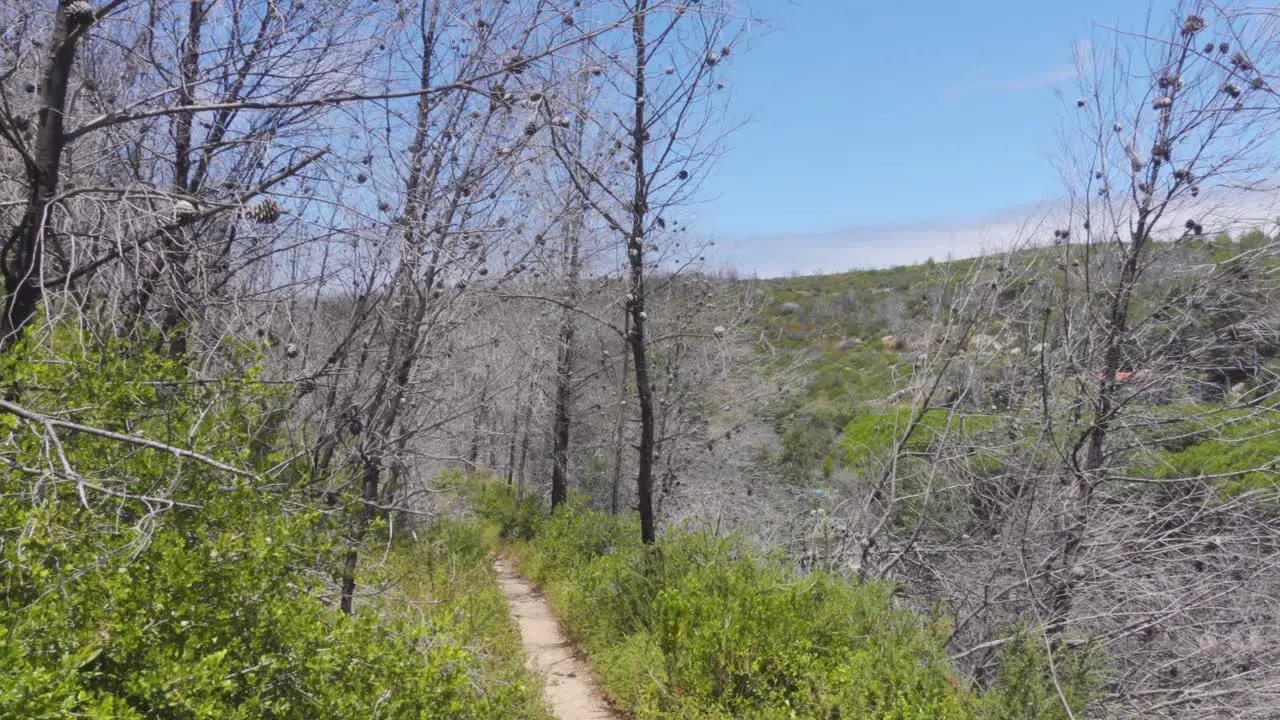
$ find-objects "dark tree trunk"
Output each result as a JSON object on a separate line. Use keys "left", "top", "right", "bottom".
{"left": 610, "top": 313, "right": 631, "bottom": 515}
{"left": 1049, "top": 191, "right": 1150, "bottom": 635}
{"left": 2, "top": 6, "right": 88, "bottom": 351}
{"left": 1045, "top": 33, "right": 1194, "bottom": 634}
{"left": 550, "top": 324, "right": 575, "bottom": 507}
{"left": 339, "top": 461, "right": 379, "bottom": 615}
{"left": 157, "top": 0, "right": 205, "bottom": 355}
{"left": 506, "top": 390, "right": 522, "bottom": 485}
{"left": 550, "top": 207, "right": 584, "bottom": 509}
{"left": 337, "top": 0, "right": 443, "bottom": 615}
{"left": 627, "top": 1, "right": 656, "bottom": 545}
{"left": 517, "top": 400, "right": 533, "bottom": 497}
{"left": 469, "top": 376, "right": 488, "bottom": 469}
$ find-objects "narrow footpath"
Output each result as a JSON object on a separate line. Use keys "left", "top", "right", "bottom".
{"left": 493, "top": 558, "right": 619, "bottom": 720}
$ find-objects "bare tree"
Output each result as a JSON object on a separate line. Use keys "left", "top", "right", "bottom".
{"left": 545, "top": 0, "right": 744, "bottom": 542}
{"left": 803, "top": 5, "right": 1280, "bottom": 716}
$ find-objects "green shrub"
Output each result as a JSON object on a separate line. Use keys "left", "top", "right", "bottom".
{"left": 504, "top": 500, "right": 1100, "bottom": 719}
{"left": 974, "top": 633, "right": 1104, "bottom": 719}
{"left": 1138, "top": 412, "right": 1280, "bottom": 499}
{"left": 471, "top": 479, "right": 548, "bottom": 540}
{"left": 0, "top": 323, "right": 546, "bottom": 718}
{"left": 838, "top": 408, "right": 997, "bottom": 468}
{"left": 376, "top": 519, "right": 551, "bottom": 718}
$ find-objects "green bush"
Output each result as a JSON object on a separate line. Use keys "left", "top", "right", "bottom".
{"left": 375, "top": 519, "right": 551, "bottom": 718}
{"left": 505, "top": 500, "right": 1100, "bottom": 719}
{"left": 1136, "top": 410, "right": 1280, "bottom": 499}
{"left": 974, "top": 633, "right": 1102, "bottom": 720}
{"left": 838, "top": 408, "right": 997, "bottom": 468}
{"left": 0, "top": 323, "right": 546, "bottom": 718}
{"left": 471, "top": 479, "right": 548, "bottom": 540}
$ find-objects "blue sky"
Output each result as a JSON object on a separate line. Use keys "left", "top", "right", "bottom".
{"left": 698, "top": 0, "right": 1174, "bottom": 275}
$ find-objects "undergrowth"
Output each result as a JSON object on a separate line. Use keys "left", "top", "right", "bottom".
{"left": 473, "top": 482, "right": 1103, "bottom": 719}
{"left": 0, "top": 321, "right": 547, "bottom": 719}
{"left": 374, "top": 518, "right": 552, "bottom": 719}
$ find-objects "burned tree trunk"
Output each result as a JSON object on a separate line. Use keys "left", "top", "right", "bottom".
{"left": 2, "top": 3, "right": 91, "bottom": 350}
{"left": 626, "top": 1, "right": 656, "bottom": 545}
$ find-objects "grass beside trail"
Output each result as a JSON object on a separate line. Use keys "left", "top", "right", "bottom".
{"left": 374, "top": 518, "right": 553, "bottom": 720}
{"left": 471, "top": 481, "right": 1103, "bottom": 720}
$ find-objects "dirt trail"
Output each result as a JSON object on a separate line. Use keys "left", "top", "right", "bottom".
{"left": 493, "top": 558, "right": 619, "bottom": 720}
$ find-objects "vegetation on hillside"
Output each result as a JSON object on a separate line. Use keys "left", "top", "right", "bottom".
{"left": 474, "top": 482, "right": 1101, "bottom": 719}
{"left": 2, "top": 0, "right": 1279, "bottom": 717}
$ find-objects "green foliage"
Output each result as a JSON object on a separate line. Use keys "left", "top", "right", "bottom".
{"left": 470, "top": 477, "right": 548, "bottom": 540}
{"left": 1137, "top": 410, "right": 1280, "bottom": 499}
{"left": 775, "top": 405, "right": 858, "bottom": 483}
{"left": 0, "top": 324, "right": 546, "bottom": 719}
{"left": 837, "top": 408, "right": 997, "bottom": 468}
{"left": 504, "top": 499, "right": 1099, "bottom": 719}
{"left": 974, "top": 633, "right": 1104, "bottom": 720}
{"left": 768, "top": 348, "right": 902, "bottom": 483}
{"left": 375, "top": 519, "right": 552, "bottom": 719}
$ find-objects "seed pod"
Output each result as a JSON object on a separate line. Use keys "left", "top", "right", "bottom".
{"left": 246, "top": 198, "right": 282, "bottom": 224}
{"left": 65, "top": 0, "right": 95, "bottom": 26}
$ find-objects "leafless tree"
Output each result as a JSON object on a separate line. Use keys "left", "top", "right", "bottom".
{"left": 803, "top": 5, "right": 1280, "bottom": 716}
{"left": 543, "top": 0, "right": 745, "bottom": 542}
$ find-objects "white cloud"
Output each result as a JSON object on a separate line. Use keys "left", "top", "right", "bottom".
{"left": 717, "top": 188, "right": 1280, "bottom": 278}
{"left": 946, "top": 40, "right": 1090, "bottom": 98}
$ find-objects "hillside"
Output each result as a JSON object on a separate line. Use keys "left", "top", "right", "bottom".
{"left": 4, "top": 2, "right": 1280, "bottom": 718}
{"left": 751, "top": 229, "right": 1280, "bottom": 486}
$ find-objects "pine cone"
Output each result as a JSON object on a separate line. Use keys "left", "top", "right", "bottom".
{"left": 246, "top": 199, "right": 282, "bottom": 224}
{"left": 64, "top": 0, "right": 95, "bottom": 27}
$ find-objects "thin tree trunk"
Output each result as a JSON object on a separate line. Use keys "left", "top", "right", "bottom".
{"left": 506, "top": 388, "right": 522, "bottom": 485}
{"left": 517, "top": 400, "right": 533, "bottom": 498}
{"left": 548, "top": 49, "right": 594, "bottom": 509}
{"left": 550, "top": 299, "right": 577, "bottom": 507}
{"left": 550, "top": 174, "right": 585, "bottom": 508}
{"left": 469, "top": 374, "right": 489, "bottom": 469}
{"left": 627, "top": 1, "right": 656, "bottom": 544}
{"left": 338, "top": 0, "right": 442, "bottom": 615}
{"left": 610, "top": 312, "right": 631, "bottom": 515}
{"left": 158, "top": 0, "right": 205, "bottom": 355}
{"left": 339, "top": 461, "right": 379, "bottom": 615}
{"left": 1049, "top": 209, "right": 1150, "bottom": 634}
{"left": 2, "top": 5, "right": 88, "bottom": 351}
